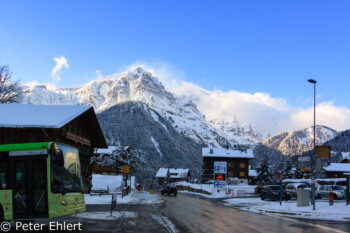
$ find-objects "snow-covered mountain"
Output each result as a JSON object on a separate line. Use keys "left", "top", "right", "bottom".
{"left": 22, "top": 67, "right": 264, "bottom": 147}
{"left": 262, "top": 125, "right": 338, "bottom": 156}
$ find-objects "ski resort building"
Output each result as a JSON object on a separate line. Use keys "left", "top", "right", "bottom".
{"left": 202, "top": 147, "right": 254, "bottom": 184}
{"left": 0, "top": 104, "right": 108, "bottom": 193}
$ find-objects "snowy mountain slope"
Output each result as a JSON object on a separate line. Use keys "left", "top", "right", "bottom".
{"left": 96, "top": 101, "right": 203, "bottom": 179}
{"left": 22, "top": 67, "right": 264, "bottom": 147}
{"left": 262, "top": 125, "right": 338, "bottom": 156}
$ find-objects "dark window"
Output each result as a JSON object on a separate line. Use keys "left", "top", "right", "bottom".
{"left": 0, "top": 152, "right": 9, "bottom": 189}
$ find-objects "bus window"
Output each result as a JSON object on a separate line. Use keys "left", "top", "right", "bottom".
{"left": 51, "top": 143, "right": 83, "bottom": 194}
{"left": 0, "top": 152, "right": 9, "bottom": 189}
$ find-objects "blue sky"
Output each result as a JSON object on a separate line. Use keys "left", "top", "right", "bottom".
{"left": 1, "top": 1, "right": 350, "bottom": 132}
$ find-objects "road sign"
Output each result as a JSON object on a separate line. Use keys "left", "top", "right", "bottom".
{"left": 226, "top": 179, "right": 231, "bottom": 184}
{"left": 316, "top": 146, "right": 331, "bottom": 158}
{"left": 214, "top": 161, "right": 227, "bottom": 174}
{"left": 298, "top": 156, "right": 310, "bottom": 162}
{"left": 214, "top": 180, "right": 219, "bottom": 188}
{"left": 123, "top": 165, "right": 130, "bottom": 173}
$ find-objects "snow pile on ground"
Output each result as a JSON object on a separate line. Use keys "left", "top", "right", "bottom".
{"left": 176, "top": 181, "right": 256, "bottom": 198}
{"left": 91, "top": 174, "right": 123, "bottom": 191}
{"left": 74, "top": 211, "right": 137, "bottom": 220}
{"left": 84, "top": 190, "right": 163, "bottom": 205}
{"left": 224, "top": 198, "right": 350, "bottom": 221}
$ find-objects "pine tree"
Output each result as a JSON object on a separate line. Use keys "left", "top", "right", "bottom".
{"left": 283, "top": 160, "right": 293, "bottom": 179}
{"left": 256, "top": 157, "right": 273, "bottom": 185}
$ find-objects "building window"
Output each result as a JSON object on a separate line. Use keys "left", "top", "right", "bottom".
{"left": 240, "top": 163, "right": 245, "bottom": 168}
{"left": 228, "top": 163, "right": 233, "bottom": 168}
{"left": 239, "top": 172, "right": 245, "bottom": 177}
{"left": 228, "top": 171, "right": 233, "bottom": 176}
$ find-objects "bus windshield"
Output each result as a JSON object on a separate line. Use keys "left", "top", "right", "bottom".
{"left": 51, "top": 143, "right": 83, "bottom": 193}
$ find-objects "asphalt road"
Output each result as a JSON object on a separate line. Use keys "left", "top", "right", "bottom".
{"left": 5, "top": 192, "right": 350, "bottom": 233}
{"left": 158, "top": 192, "right": 350, "bottom": 233}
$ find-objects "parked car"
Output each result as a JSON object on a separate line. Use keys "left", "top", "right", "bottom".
{"left": 316, "top": 185, "right": 345, "bottom": 199}
{"left": 285, "top": 183, "right": 311, "bottom": 199}
{"left": 255, "top": 185, "right": 263, "bottom": 194}
{"left": 260, "top": 185, "right": 290, "bottom": 201}
{"left": 161, "top": 183, "right": 178, "bottom": 196}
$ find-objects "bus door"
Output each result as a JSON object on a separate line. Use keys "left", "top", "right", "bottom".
{"left": 10, "top": 154, "right": 48, "bottom": 219}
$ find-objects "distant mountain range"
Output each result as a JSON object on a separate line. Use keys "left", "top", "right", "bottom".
{"left": 20, "top": 67, "right": 345, "bottom": 180}
{"left": 262, "top": 125, "right": 338, "bottom": 156}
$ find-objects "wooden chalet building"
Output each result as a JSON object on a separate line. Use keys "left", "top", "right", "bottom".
{"left": 92, "top": 146, "right": 121, "bottom": 175}
{"left": 0, "top": 104, "right": 108, "bottom": 193}
{"left": 324, "top": 163, "right": 350, "bottom": 178}
{"left": 155, "top": 168, "right": 191, "bottom": 186}
{"left": 202, "top": 147, "right": 254, "bottom": 184}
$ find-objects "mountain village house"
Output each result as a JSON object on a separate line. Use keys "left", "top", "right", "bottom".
{"left": 0, "top": 104, "right": 108, "bottom": 193}
{"left": 202, "top": 147, "right": 254, "bottom": 184}
{"left": 155, "top": 168, "right": 191, "bottom": 186}
{"left": 324, "top": 163, "right": 350, "bottom": 178}
{"left": 92, "top": 146, "right": 121, "bottom": 175}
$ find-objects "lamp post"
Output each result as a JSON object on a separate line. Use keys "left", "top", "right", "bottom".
{"left": 308, "top": 79, "right": 317, "bottom": 210}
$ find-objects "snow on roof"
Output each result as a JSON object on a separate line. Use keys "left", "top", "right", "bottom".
{"left": 324, "top": 163, "right": 350, "bottom": 172}
{"left": 202, "top": 148, "right": 254, "bottom": 159}
{"left": 155, "top": 168, "right": 189, "bottom": 178}
{"left": 96, "top": 146, "right": 118, "bottom": 155}
{"left": 0, "top": 104, "right": 92, "bottom": 128}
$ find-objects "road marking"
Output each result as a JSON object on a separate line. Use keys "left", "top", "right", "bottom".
{"left": 275, "top": 216, "right": 347, "bottom": 233}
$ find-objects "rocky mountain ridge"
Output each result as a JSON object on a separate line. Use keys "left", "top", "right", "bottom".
{"left": 22, "top": 67, "right": 265, "bottom": 147}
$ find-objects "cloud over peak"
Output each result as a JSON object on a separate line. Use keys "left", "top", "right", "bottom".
{"left": 50, "top": 56, "right": 69, "bottom": 81}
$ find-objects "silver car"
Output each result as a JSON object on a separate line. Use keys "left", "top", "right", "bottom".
{"left": 285, "top": 183, "right": 311, "bottom": 199}
{"left": 316, "top": 185, "right": 345, "bottom": 199}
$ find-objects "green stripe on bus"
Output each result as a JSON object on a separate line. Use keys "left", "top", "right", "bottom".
{"left": 0, "top": 142, "right": 51, "bottom": 152}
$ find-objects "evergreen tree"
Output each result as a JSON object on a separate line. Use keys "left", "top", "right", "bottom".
{"left": 256, "top": 157, "right": 273, "bottom": 185}
{"left": 283, "top": 160, "right": 293, "bottom": 179}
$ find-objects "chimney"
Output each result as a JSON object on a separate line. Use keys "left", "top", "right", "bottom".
{"left": 210, "top": 148, "right": 213, "bottom": 154}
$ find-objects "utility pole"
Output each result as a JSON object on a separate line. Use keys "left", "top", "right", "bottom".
{"left": 308, "top": 79, "right": 317, "bottom": 211}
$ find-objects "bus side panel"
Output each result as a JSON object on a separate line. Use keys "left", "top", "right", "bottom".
{"left": 47, "top": 153, "right": 86, "bottom": 219}
{"left": 0, "top": 190, "right": 13, "bottom": 221}
{"left": 48, "top": 193, "right": 86, "bottom": 218}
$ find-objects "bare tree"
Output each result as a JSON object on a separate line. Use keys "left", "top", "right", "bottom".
{"left": 0, "top": 65, "right": 22, "bottom": 103}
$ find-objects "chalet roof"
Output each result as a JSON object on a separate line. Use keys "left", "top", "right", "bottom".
{"left": 202, "top": 147, "right": 254, "bottom": 159}
{"left": 0, "top": 104, "right": 107, "bottom": 148}
{"left": 155, "top": 168, "right": 189, "bottom": 178}
{"left": 324, "top": 163, "right": 350, "bottom": 173}
{"left": 0, "top": 104, "right": 91, "bottom": 128}
{"left": 96, "top": 146, "right": 118, "bottom": 155}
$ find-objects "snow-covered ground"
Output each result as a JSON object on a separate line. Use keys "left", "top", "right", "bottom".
{"left": 176, "top": 181, "right": 256, "bottom": 198}
{"left": 84, "top": 190, "right": 163, "bottom": 205}
{"left": 223, "top": 198, "right": 350, "bottom": 222}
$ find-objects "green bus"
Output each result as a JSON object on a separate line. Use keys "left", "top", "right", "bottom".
{"left": 0, "top": 142, "right": 86, "bottom": 221}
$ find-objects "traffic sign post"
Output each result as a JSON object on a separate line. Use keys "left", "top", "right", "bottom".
{"left": 213, "top": 161, "right": 227, "bottom": 190}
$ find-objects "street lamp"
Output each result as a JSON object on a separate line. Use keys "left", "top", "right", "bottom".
{"left": 307, "top": 78, "right": 316, "bottom": 211}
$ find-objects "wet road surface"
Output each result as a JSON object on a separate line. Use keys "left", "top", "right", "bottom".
{"left": 158, "top": 192, "right": 350, "bottom": 233}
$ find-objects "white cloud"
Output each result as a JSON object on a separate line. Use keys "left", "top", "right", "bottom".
{"left": 121, "top": 62, "right": 350, "bottom": 134}
{"left": 50, "top": 56, "right": 69, "bottom": 81}
{"left": 172, "top": 81, "right": 350, "bottom": 134}
{"left": 96, "top": 70, "right": 103, "bottom": 78}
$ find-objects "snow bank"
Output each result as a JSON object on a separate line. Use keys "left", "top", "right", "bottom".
{"left": 224, "top": 198, "right": 350, "bottom": 221}
{"left": 91, "top": 174, "right": 123, "bottom": 191}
